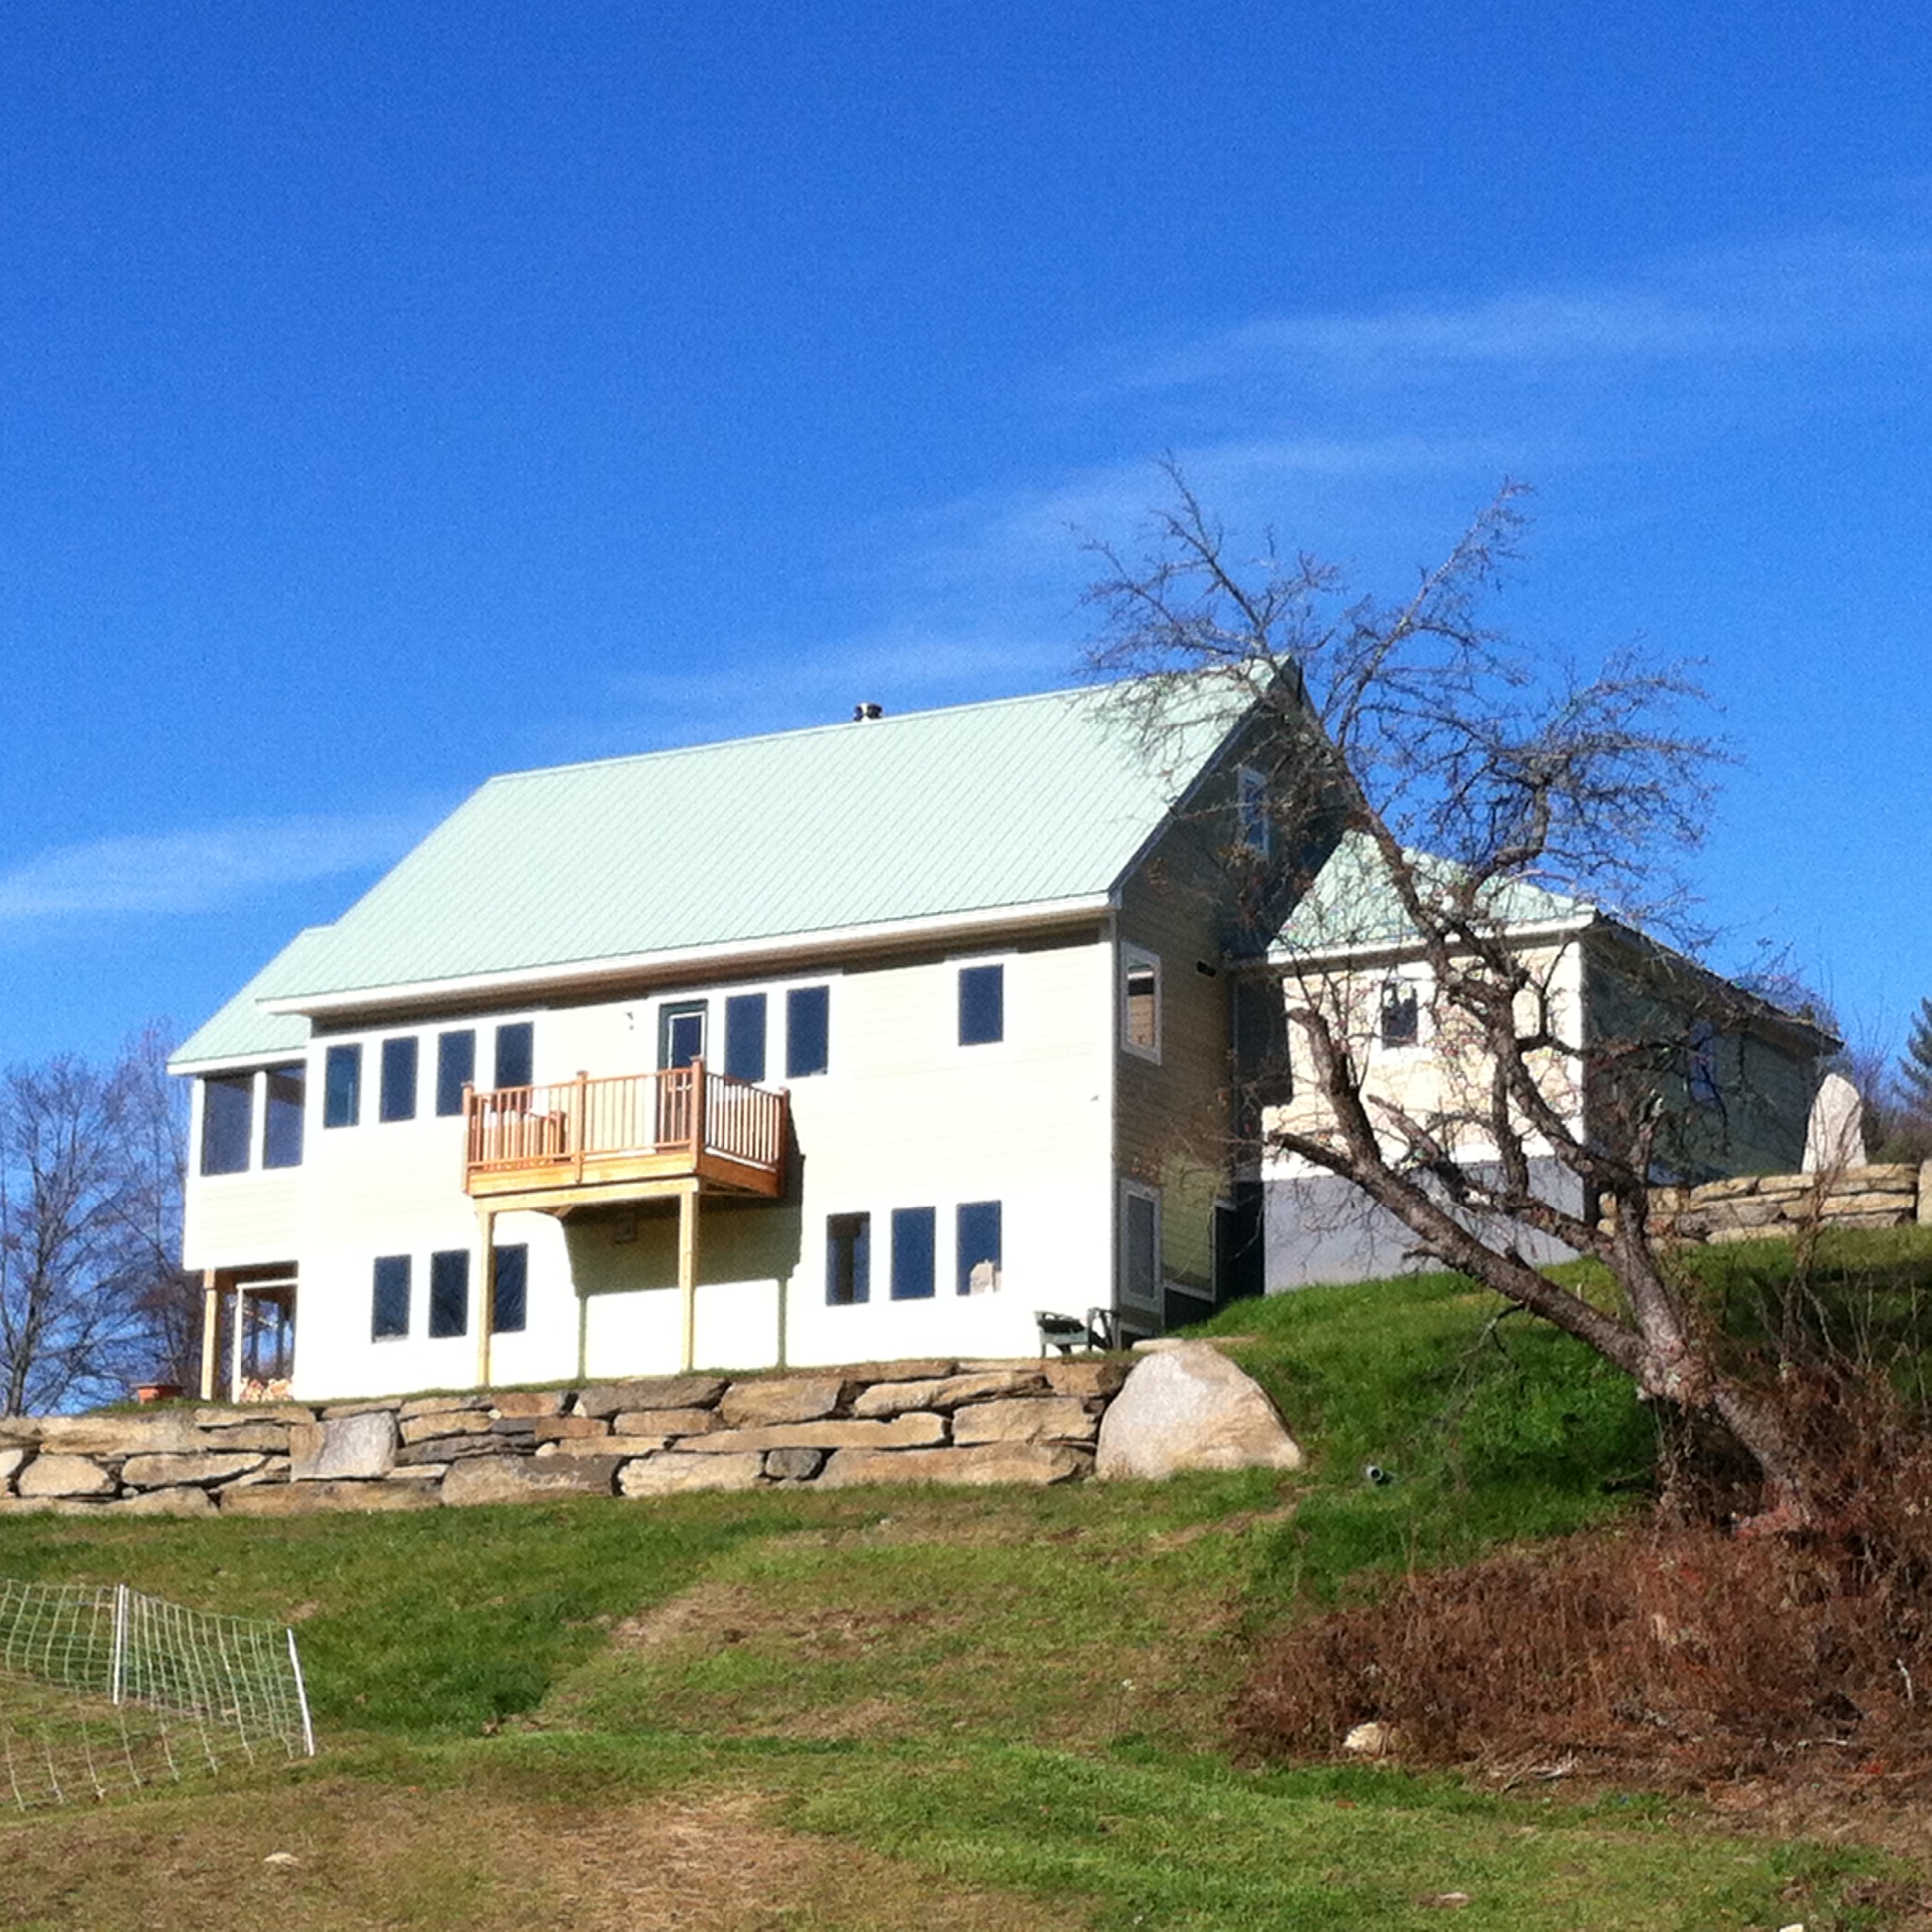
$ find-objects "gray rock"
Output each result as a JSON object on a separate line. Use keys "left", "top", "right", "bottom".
{"left": 611, "top": 1407, "right": 721, "bottom": 1436}
{"left": 111, "top": 1486, "right": 219, "bottom": 1517}
{"left": 15, "top": 1454, "right": 117, "bottom": 1499}
{"left": 817, "top": 1442, "right": 1092, "bottom": 1488}
{"left": 717, "top": 1376, "right": 854, "bottom": 1427}
{"left": 618, "top": 1453, "right": 766, "bottom": 1495}
{"left": 441, "top": 1456, "right": 622, "bottom": 1505}
{"left": 489, "top": 1389, "right": 568, "bottom": 1418}
{"left": 289, "top": 1409, "right": 398, "bottom": 1482}
{"left": 119, "top": 1452, "right": 267, "bottom": 1490}
{"left": 763, "top": 1448, "right": 826, "bottom": 1480}
{"left": 222, "top": 1479, "right": 438, "bottom": 1515}
{"left": 1804, "top": 1073, "right": 1866, "bottom": 1174}
{"left": 681, "top": 1414, "right": 947, "bottom": 1454}
{"left": 851, "top": 1368, "right": 1047, "bottom": 1417}
{"left": 37, "top": 1413, "right": 199, "bottom": 1456}
{"left": 576, "top": 1376, "right": 727, "bottom": 1418}
{"left": 950, "top": 1396, "right": 1097, "bottom": 1445}
{"left": 1095, "top": 1341, "right": 1303, "bottom": 1480}
{"left": 400, "top": 1411, "right": 494, "bottom": 1444}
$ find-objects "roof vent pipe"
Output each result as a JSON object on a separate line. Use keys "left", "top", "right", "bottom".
{"left": 852, "top": 702, "right": 884, "bottom": 721}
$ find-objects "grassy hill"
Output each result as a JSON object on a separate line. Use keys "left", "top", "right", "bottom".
{"left": 4, "top": 1227, "right": 1930, "bottom": 1930}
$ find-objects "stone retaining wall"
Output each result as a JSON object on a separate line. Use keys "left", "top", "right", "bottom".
{"left": 1615, "top": 1160, "right": 1932, "bottom": 1246}
{"left": 0, "top": 1357, "right": 1130, "bottom": 1518}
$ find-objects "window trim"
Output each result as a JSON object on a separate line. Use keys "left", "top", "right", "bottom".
{"left": 1121, "top": 946, "right": 1161, "bottom": 1062}
{"left": 1236, "top": 765, "right": 1271, "bottom": 859}
{"left": 659, "top": 1000, "right": 708, "bottom": 1070}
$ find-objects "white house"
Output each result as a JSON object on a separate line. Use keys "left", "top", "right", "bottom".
{"left": 1255, "top": 834, "right": 1835, "bottom": 1288}
{"left": 173, "top": 683, "right": 1290, "bottom": 1402}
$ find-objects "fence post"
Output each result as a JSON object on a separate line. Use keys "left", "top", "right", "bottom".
{"left": 109, "top": 1583, "right": 129, "bottom": 1707}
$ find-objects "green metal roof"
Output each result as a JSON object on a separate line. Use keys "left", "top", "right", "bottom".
{"left": 172, "top": 927, "right": 331, "bottom": 1067}
{"left": 1272, "top": 830, "right": 1592, "bottom": 958}
{"left": 174, "top": 682, "right": 1248, "bottom": 1065}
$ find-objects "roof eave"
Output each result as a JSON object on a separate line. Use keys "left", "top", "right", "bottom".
{"left": 259, "top": 894, "right": 1117, "bottom": 1023}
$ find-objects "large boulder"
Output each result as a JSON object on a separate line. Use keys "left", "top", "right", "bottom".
{"left": 1094, "top": 1342, "right": 1303, "bottom": 1480}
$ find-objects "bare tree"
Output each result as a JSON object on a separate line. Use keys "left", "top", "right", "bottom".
{"left": 0, "top": 1030, "right": 190, "bottom": 1415}
{"left": 1086, "top": 465, "right": 1835, "bottom": 1526}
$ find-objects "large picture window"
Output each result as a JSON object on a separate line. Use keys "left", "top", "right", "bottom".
{"left": 263, "top": 1064, "right": 306, "bottom": 1168}
{"left": 199, "top": 1074, "right": 253, "bottom": 1175}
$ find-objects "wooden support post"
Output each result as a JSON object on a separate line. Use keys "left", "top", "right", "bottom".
{"left": 677, "top": 1180, "right": 701, "bottom": 1373}
{"left": 199, "top": 1271, "right": 220, "bottom": 1402}
{"left": 229, "top": 1283, "right": 247, "bottom": 1403}
{"left": 475, "top": 1208, "right": 498, "bottom": 1390}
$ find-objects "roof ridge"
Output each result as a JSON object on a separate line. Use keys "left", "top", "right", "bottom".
{"left": 480, "top": 681, "right": 1104, "bottom": 788}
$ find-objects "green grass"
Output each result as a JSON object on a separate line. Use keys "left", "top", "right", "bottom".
{"left": 5, "top": 1241, "right": 1930, "bottom": 1928}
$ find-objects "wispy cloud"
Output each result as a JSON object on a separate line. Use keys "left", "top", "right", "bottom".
{"left": 0, "top": 808, "right": 437, "bottom": 921}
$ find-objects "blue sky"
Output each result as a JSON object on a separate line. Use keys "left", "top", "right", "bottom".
{"left": 1, "top": 2, "right": 1927, "bottom": 1074}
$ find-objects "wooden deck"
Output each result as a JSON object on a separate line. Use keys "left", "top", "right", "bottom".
{"left": 462, "top": 1062, "right": 786, "bottom": 1213}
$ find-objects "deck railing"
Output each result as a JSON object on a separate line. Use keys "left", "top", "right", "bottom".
{"left": 463, "top": 1061, "right": 786, "bottom": 1190}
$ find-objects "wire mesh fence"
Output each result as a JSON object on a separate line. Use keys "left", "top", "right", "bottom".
{"left": 0, "top": 1577, "right": 314, "bottom": 1811}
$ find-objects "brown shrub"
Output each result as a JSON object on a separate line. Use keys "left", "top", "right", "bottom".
{"left": 1236, "top": 1383, "right": 1932, "bottom": 1790}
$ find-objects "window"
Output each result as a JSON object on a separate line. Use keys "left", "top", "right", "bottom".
{"left": 323, "top": 1044, "right": 362, "bottom": 1128}
{"left": 199, "top": 1074, "right": 253, "bottom": 1175}
{"left": 491, "top": 1243, "right": 528, "bottom": 1334}
{"left": 957, "top": 1201, "right": 1002, "bottom": 1295}
{"left": 1122, "top": 949, "right": 1160, "bottom": 1059}
{"left": 787, "top": 985, "right": 830, "bottom": 1077}
{"left": 1379, "top": 981, "right": 1420, "bottom": 1049}
{"left": 659, "top": 1001, "right": 707, "bottom": 1070}
{"left": 493, "top": 1022, "right": 534, "bottom": 1090}
{"left": 1121, "top": 1185, "right": 1159, "bottom": 1309}
{"left": 958, "top": 964, "right": 1004, "bottom": 1046}
{"left": 379, "top": 1037, "right": 419, "bottom": 1122}
{"left": 263, "top": 1064, "right": 305, "bottom": 1168}
{"left": 826, "top": 1212, "right": 870, "bottom": 1305}
{"left": 436, "top": 1030, "right": 476, "bottom": 1115}
{"left": 428, "top": 1249, "right": 469, "bottom": 1339}
{"left": 891, "top": 1207, "right": 936, "bottom": 1299}
{"left": 725, "top": 993, "right": 767, "bottom": 1083}
{"left": 1237, "top": 765, "right": 1271, "bottom": 858}
{"left": 371, "top": 1255, "right": 411, "bottom": 1339}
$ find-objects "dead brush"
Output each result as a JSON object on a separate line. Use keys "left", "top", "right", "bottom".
{"left": 1234, "top": 1370, "right": 1932, "bottom": 1791}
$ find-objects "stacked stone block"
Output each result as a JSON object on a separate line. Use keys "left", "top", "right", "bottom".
{"left": 1604, "top": 1160, "right": 1932, "bottom": 1245}
{"left": 0, "top": 1358, "right": 1129, "bottom": 1516}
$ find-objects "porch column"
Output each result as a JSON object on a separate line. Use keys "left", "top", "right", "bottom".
{"left": 228, "top": 1283, "right": 247, "bottom": 1403}
{"left": 474, "top": 1208, "right": 498, "bottom": 1390}
{"left": 199, "top": 1270, "right": 221, "bottom": 1402}
{"left": 676, "top": 1180, "right": 702, "bottom": 1373}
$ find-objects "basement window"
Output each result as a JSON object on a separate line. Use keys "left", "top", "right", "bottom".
{"left": 428, "top": 1249, "right": 469, "bottom": 1339}
{"left": 491, "top": 1244, "right": 528, "bottom": 1334}
{"left": 371, "top": 1255, "right": 411, "bottom": 1339}
{"left": 957, "top": 1201, "right": 1002, "bottom": 1295}
{"left": 891, "top": 1207, "right": 937, "bottom": 1300}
